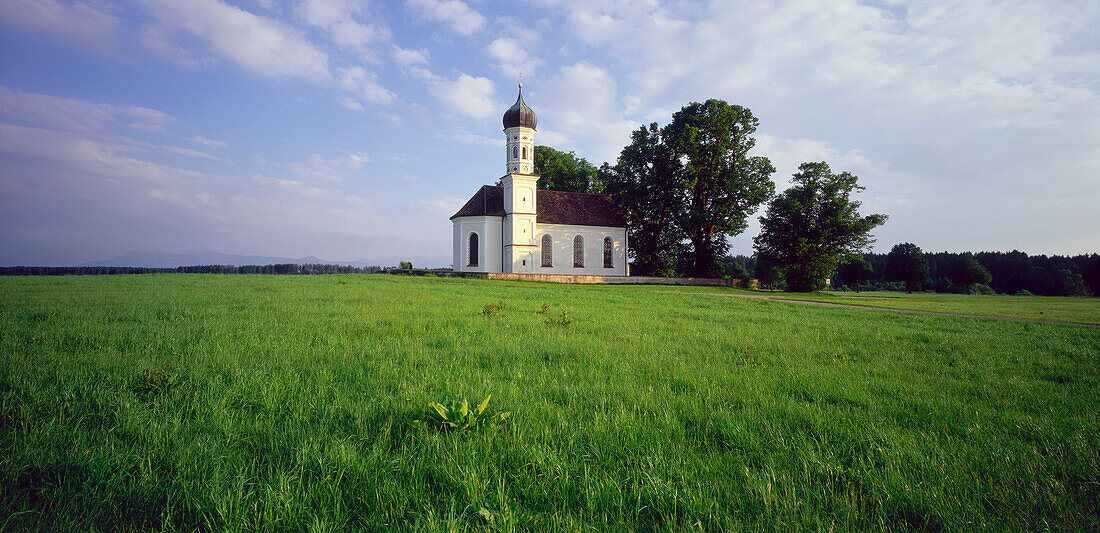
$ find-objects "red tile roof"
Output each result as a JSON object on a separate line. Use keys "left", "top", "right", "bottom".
{"left": 450, "top": 185, "right": 626, "bottom": 228}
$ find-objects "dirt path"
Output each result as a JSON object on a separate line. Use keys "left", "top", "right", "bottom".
{"left": 662, "top": 291, "right": 1100, "bottom": 328}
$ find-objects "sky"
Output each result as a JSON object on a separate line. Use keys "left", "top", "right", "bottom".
{"left": 0, "top": 0, "right": 1097, "bottom": 267}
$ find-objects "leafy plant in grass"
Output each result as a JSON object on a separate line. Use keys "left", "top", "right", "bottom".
{"left": 481, "top": 300, "right": 507, "bottom": 317}
{"left": 132, "top": 363, "right": 178, "bottom": 405}
{"left": 415, "top": 395, "right": 511, "bottom": 432}
{"left": 546, "top": 310, "right": 572, "bottom": 327}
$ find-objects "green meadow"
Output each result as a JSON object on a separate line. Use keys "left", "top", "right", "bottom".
{"left": 1, "top": 274, "right": 1098, "bottom": 531}
{"left": 772, "top": 290, "right": 1100, "bottom": 325}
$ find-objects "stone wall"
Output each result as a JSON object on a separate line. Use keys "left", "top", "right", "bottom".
{"left": 483, "top": 272, "right": 757, "bottom": 288}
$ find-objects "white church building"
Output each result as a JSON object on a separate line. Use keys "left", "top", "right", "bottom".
{"left": 451, "top": 85, "right": 629, "bottom": 276}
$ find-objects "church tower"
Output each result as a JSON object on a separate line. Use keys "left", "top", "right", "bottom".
{"left": 500, "top": 84, "right": 539, "bottom": 273}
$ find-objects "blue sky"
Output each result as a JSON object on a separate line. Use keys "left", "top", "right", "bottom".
{"left": 1, "top": 0, "right": 1097, "bottom": 267}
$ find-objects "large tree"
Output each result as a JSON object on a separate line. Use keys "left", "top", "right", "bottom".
{"left": 600, "top": 124, "right": 687, "bottom": 275}
{"left": 950, "top": 252, "right": 992, "bottom": 289}
{"left": 886, "top": 242, "right": 930, "bottom": 293}
{"left": 663, "top": 100, "right": 776, "bottom": 277}
{"left": 533, "top": 145, "right": 598, "bottom": 193}
{"left": 753, "top": 162, "right": 887, "bottom": 292}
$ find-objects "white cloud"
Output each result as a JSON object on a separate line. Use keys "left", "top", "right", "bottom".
{"left": 391, "top": 46, "right": 429, "bottom": 66}
{"left": 341, "top": 97, "right": 364, "bottom": 111}
{"left": 446, "top": 128, "right": 502, "bottom": 147}
{"left": 418, "top": 196, "right": 464, "bottom": 214}
{"left": 142, "top": 0, "right": 331, "bottom": 81}
{"left": 486, "top": 37, "right": 543, "bottom": 78}
{"left": 0, "top": 0, "right": 126, "bottom": 57}
{"left": 430, "top": 73, "right": 496, "bottom": 119}
{"left": 287, "top": 152, "right": 371, "bottom": 182}
{"left": 188, "top": 135, "right": 228, "bottom": 148}
{"left": 407, "top": 66, "right": 440, "bottom": 81}
{"left": 406, "top": 0, "right": 486, "bottom": 36}
{"left": 0, "top": 85, "right": 175, "bottom": 133}
{"left": 338, "top": 66, "right": 397, "bottom": 104}
{"left": 161, "top": 145, "right": 232, "bottom": 164}
{"left": 138, "top": 25, "right": 198, "bottom": 66}
{"left": 251, "top": 174, "right": 371, "bottom": 207}
{"left": 541, "top": 62, "right": 638, "bottom": 163}
{"left": 390, "top": 46, "right": 439, "bottom": 80}
{"left": 294, "top": 0, "right": 389, "bottom": 51}
{"left": 376, "top": 111, "right": 403, "bottom": 125}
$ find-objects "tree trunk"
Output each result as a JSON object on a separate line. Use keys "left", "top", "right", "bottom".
{"left": 692, "top": 238, "right": 712, "bottom": 278}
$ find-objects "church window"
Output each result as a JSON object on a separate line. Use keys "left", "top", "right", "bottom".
{"left": 573, "top": 235, "right": 584, "bottom": 267}
{"left": 513, "top": 146, "right": 518, "bottom": 158}
{"left": 522, "top": 146, "right": 527, "bottom": 159}
{"left": 468, "top": 233, "right": 479, "bottom": 267}
{"left": 541, "top": 235, "right": 553, "bottom": 267}
{"left": 603, "top": 237, "right": 613, "bottom": 268}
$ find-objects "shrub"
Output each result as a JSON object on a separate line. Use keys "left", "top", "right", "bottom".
{"left": 546, "top": 310, "right": 572, "bottom": 327}
{"left": 481, "top": 300, "right": 507, "bottom": 317}
{"left": 968, "top": 283, "right": 995, "bottom": 295}
{"left": 1015, "top": 289, "right": 1034, "bottom": 296}
{"left": 132, "top": 363, "right": 178, "bottom": 405}
{"left": 414, "top": 395, "right": 511, "bottom": 432}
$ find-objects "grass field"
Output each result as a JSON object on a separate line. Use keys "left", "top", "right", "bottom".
{"left": 2, "top": 274, "right": 1098, "bottom": 531}
{"left": 770, "top": 290, "right": 1100, "bottom": 325}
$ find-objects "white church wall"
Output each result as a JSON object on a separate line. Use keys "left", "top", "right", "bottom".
{"left": 534, "top": 223, "right": 628, "bottom": 276}
{"left": 452, "top": 217, "right": 502, "bottom": 272}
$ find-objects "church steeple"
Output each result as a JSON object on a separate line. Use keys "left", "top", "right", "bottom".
{"left": 502, "top": 83, "right": 537, "bottom": 129}
{"left": 502, "top": 83, "right": 536, "bottom": 175}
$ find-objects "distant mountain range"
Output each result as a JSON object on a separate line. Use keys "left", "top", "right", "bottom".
{"left": 79, "top": 250, "right": 450, "bottom": 269}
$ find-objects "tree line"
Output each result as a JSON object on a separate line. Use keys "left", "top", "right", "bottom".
{"left": 718, "top": 248, "right": 1097, "bottom": 296}
{"left": 831, "top": 248, "right": 1098, "bottom": 296}
{"left": 533, "top": 98, "right": 1094, "bottom": 294}
{"left": 0, "top": 264, "right": 384, "bottom": 276}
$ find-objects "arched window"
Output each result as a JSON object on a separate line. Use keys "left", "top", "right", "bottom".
{"left": 541, "top": 234, "right": 553, "bottom": 267}
{"left": 468, "top": 233, "right": 479, "bottom": 267}
{"left": 573, "top": 235, "right": 584, "bottom": 267}
{"left": 513, "top": 146, "right": 518, "bottom": 159}
{"left": 522, "top": 146, "right": 528, "bottom": 159}
{"left": 603, "top": 237, "right": 613, "bottom": 268}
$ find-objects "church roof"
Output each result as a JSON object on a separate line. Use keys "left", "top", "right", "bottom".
{"left": 502, "top": 85, "right": 537, "bottom": 129}
{"left": 450, "top": 185, "right": 627, "bottom": 228}
{"left": 451, "top": 185, "right": 507, "bottom": 218}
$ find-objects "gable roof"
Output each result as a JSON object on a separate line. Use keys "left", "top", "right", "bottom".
{"left": 450, "top": 185, "right": 627, "bottom": 228}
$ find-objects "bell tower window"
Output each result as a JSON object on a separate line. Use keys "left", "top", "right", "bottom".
{"left": 522, "top": 146, "right": 527, "bottom": 159}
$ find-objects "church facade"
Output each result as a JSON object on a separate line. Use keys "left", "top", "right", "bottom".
{"left": 451, "top": 86, "right": 628, "bottom": 276}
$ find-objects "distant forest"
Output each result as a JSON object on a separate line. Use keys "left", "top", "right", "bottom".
{"left": 3, "top": 251, "right": 1098, "bottom": 297}
{"left": 0, "top": 264, "right": 384, "bottom": 276}
{"left": 727, "top": 251, "right": 1099, "bottom": 296}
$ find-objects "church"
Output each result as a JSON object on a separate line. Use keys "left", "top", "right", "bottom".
{"left": 451, "top": 85, "right": 629, "bottom": 276}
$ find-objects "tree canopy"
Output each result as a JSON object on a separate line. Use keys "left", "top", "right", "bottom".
{"left": 600, "top": 124, "right": 686, "bottom": 276}
{"left": 603, "top": 100, "right": 775, "bottom": 277}
{"left": 533, "top": 145, "right": 598, "bottom": 193}
{"left": 753, "top": 162, "right": 886, "bottom": 292}
{"left": 886, "top": 242, "right": 930, "bottom": 293}
{"left": 950, "top": 252, "right": 992, "bottom": 289}
{"left": 664, "top": 100, "right": 776, "bottom": 277}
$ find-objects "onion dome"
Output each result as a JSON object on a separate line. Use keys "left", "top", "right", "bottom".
{"left": 502, "top": 83, "right": 537, "bottom": 129}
